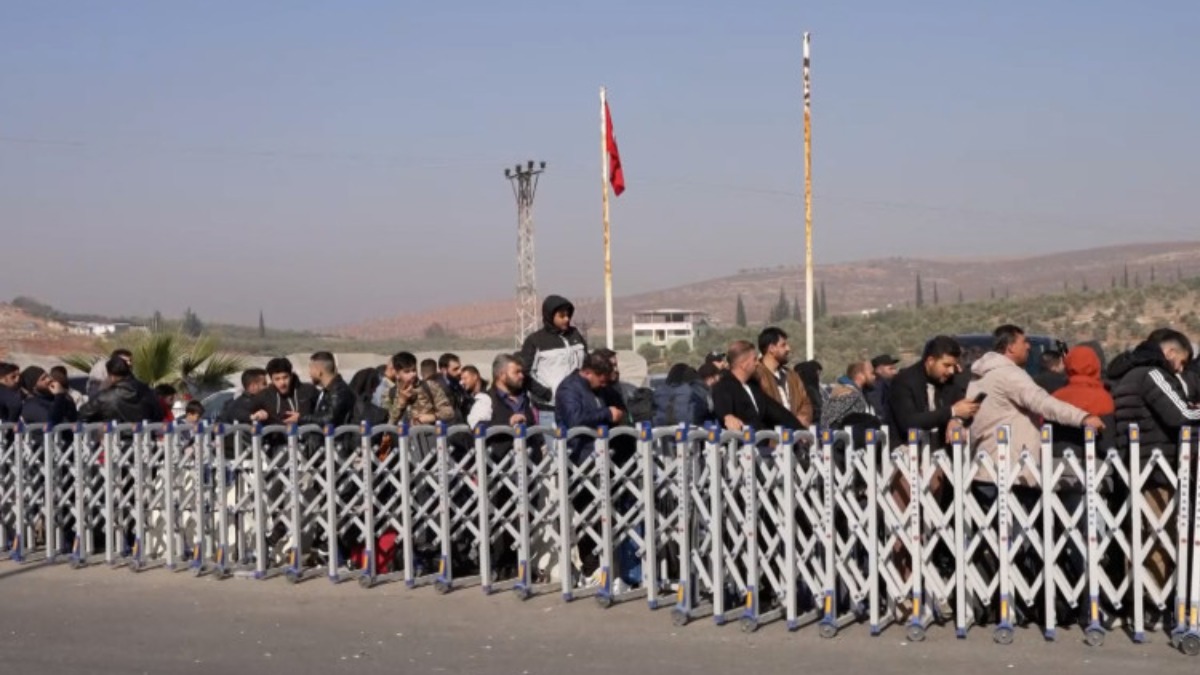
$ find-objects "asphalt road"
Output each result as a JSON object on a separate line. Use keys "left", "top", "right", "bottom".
{"left": 0, "top": 562, "right": 1195, "bottom": 675}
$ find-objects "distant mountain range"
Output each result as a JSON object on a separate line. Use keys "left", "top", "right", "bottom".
{"left": 335, "top": 242, "right": 1200, "bottom": 341}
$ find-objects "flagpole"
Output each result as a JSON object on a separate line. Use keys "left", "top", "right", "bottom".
{"left": 601, "top": 85, "right": 615, "bottom": 350}
{"left": 802, "top": 32, "right": 815, "bottom": 361}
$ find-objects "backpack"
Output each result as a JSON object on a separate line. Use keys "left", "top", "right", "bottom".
{"left": 652, "top": 382, "right": 707, "bottom": 427}
{"left": 350, "top": 530, "right": 400, "bottom": 574}
{"left": 624, "top": 386, "right": 657, "bottom": 424}
{"left": 353, "top": 395, "right": 389, "bottom": 427}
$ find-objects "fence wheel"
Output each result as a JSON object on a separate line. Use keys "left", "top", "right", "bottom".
{"left": 1181, "top": 633, "right": 1200, "bottom": 656}
{"left": 671, "top": 608, "right": 690, "bottom": 627}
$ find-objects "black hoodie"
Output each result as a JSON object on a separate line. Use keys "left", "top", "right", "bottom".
{"left": 1108, "top": 341, "right": 1200, "bottom": 460}
{"left": 519, "top": 295, "right": 588, "bottom": 409}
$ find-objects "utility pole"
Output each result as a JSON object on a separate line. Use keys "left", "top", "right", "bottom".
{"left": 505, "top": 160, "right": 546, "bottom": 347}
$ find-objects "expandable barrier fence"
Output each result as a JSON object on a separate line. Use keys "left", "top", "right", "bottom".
{"left": 3, "top": 420, "right": 1200, "bottom": 654}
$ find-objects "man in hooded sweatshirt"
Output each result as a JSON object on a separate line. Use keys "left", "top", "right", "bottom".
{"left": 1049, "top": 345, "right": 1116, "bottom": 452}
{"left": 520, "top": 294, "right": 588, "bottom": 429}
{"left": 965, "top": 325, "right": 1103, "bottom": 484}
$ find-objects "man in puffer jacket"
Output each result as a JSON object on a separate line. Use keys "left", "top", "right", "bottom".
{"left": 1108, "top": 329, "right": 1200, "bottom": 457}
{"left": 965, "top": 325, "right": 1103, "bottom": 483}
{"left": 1108, "top": 329, "right": 1200, "bottom": 590}
{"left": 520, "top": 295, "right": 588, "bottom": 427}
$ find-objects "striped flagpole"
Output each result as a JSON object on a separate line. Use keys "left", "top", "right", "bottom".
{"left": 803, "top": 32, "right": 815, "bottom": 360}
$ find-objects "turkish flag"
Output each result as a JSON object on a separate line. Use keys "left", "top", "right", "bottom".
{"left": 605, "top": 101, "right": 625, "bottom": 196}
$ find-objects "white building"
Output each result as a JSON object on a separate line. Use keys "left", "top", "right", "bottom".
{"left": 631, "top": 309, "right": 710, "bottom": 352}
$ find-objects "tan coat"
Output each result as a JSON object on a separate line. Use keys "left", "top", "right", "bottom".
{"left": 966, "top": 351, "right": 1089, "bottom": 483}
{"left": 754, "top": 361, "right": 813, "bottom": 427}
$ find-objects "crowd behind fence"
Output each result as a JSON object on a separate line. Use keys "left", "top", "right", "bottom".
{"left": 4, "top": 419, "right": 1200, "bottom": 654}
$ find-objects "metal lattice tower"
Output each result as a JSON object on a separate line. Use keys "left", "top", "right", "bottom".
{"left": 505, "top": 160, "right": 546, "bottom": 346}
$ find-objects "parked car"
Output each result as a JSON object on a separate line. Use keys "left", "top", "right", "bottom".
{"left": 953, "top": 333, "right": 1069, "bottom": 377}
{"left": 198, "top": 387, "right": 240, "bottom": 423}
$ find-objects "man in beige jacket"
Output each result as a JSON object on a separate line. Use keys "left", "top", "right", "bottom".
{"left": 965, "top": 325, "right": 1104, "bottom": 483}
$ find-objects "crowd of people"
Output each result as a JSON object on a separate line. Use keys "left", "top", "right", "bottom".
{"left": 3, "top": 294, "right": 1199, "bottom": 458}
{"left": 5, "top": 293, "right": 1200, "bottom": 603}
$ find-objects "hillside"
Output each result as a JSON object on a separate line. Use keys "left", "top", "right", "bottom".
{"left": 623, "top": 275, "right": 1200, "bottom": 378}
{"left": 0, "top": 304, "right": 102, "bottom": 362}
{"left": 335, "top": 241, "right": 1200, "bottom": 341}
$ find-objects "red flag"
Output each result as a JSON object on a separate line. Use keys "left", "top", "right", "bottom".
{"left": 604, "top": 101, "right": 625, "bottom": 196}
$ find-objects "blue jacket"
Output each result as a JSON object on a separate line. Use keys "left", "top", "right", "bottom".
{"left": 554, "top": 371, "right": 615, "bottom": 462}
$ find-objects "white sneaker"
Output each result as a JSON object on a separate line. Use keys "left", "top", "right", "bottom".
{"left": 612, "top": 578, "right": 629, "bottom": 595}
{"left": 578, "top": 568, "right": 603, "bottom": 589}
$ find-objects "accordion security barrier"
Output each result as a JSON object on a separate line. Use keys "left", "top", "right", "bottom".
{"left": 2, "top": 420, "right": 1200, "bottom": 654}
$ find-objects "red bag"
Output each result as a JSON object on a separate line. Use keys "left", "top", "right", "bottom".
{"left": 350, "top": 530, "right": 399, "bottom": 574}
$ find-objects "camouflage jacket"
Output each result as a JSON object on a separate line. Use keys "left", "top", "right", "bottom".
{"left": 385, "top": 380, "right": 456, "bottom": 425}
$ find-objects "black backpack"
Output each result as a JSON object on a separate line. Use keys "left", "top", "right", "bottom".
{"left": 353, "top": 395, "right": 389, "bottom": 427}
{"left": 652, "top": 382, "right": 707, "bottom": 427}
{"left": 625, "top": 387, "right": 657, "bottom": 424}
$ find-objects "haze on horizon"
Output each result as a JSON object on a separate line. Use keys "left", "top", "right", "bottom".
{"left": 1, "top": 1, "right": 1196, "bottom": 330}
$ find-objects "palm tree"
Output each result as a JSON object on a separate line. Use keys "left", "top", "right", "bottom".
{"left": 62, "top": 353, "right": 101, "bottom": 374}
{"left": 64, "top": 333, "right": 244, "bottom": 397}
{"left": 133, "top": 333, "right": 244, "bottom": 396}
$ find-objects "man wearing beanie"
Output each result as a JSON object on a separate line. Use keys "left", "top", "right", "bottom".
{"left": 19, "top": 366, "right": 77, "bottom": 427}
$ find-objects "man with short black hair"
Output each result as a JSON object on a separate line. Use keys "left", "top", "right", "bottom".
{"left": 753, "top": 327, "right": 812, "bottom": 427}
{"left": 713, "top": 340, "right": 802, "bottom": 432}
{"left": 888, "top": 336, "right": 978, "bottom": 446}
{"left": 420, "top": 359, "right": 439, "bottom": 384}
{"left": 555, "top": 352, "right": 624, "bottom": 457}
{"left": 867, "top": 354, "right": 899, "bottom": 424}
{"left": 437, "top": 353, "right": 469, "bottom": 420}
{"left": 220, "top": 368, "right": 270, "bottom": 425}
{"left": 257, "top": 357, "right": 316, "bottom": 425}
{"left": 79, "top": 357, "right": 162, "bottom": 423}
{"left": 822, "top": 360, "right": 878, "bottom": 429}
{"left": 967, "top": 325, "right": 1101, "bottom": 474}
{"left": 554, "top": 351, "right": 624, "bottom": 587}
{"left": 49, "top": 365, "right": 85, "bottom": 408}
{"left": 1112, "top": 331, "right": 1200, "bottom": 590}
{"left": 0, "top": 362, "right": 21, "bottom": 423}
{"left": 459, "top": 365, "right": 487, "bottom": 419}
{"left": 384, "top": 352, "right": 455, "bottom": 425}
{"left": 292, "top": 352, "right": 353, "bottom": 430}
{"left": 87, "top": 348, "right": 132, "bottom": 400}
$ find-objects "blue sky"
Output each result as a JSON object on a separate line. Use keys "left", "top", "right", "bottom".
{"left": 1, "top": 1, "right": 1196, "bottom": 328}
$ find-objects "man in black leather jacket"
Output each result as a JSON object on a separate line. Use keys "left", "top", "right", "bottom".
{"left": 292, "top": 352, "right": 354, "bottom": 431}
{"left": 78, "top": 357, "right": 163, "bottom": 424}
